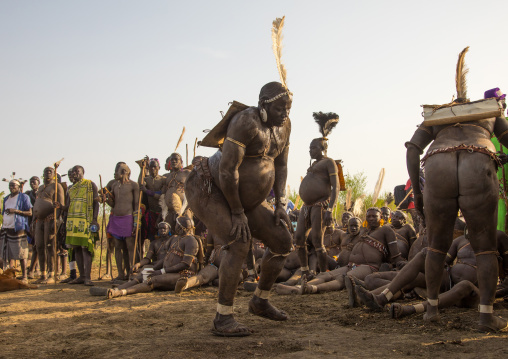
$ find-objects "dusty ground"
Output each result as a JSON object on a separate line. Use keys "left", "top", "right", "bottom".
{"left": 2, "top": 273, "right": 508, "bottom": 359}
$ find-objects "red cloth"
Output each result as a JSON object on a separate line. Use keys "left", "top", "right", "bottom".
{"left": 405, "top": 179, "right": 415, "bottom": 209}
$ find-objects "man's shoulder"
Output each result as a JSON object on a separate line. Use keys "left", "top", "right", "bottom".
{"left": 229, "top": 107, "right": 260, "bottom": 130}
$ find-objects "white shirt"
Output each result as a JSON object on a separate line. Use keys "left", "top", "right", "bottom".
{"left": 3, "top": 194, "right": 19, "bottom": 229}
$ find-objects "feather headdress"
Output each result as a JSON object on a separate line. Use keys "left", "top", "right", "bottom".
{"left": 455, "top": 46, "right": 469, "bottom": 102}
{"left": 313, "top": 112, "right": 339, "bottom": 140}
{"left": 271, "top": 16, "right": 288, "bottom": 89}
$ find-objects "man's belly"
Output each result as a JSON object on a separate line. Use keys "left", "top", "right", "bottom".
{"left": 33, "top": 200, "right": 53, "bottom": 220}
{"left": 299, "top": 174, "right": 331, "bottom": 205}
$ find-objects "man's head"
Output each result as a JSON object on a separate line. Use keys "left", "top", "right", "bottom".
{"left": 391, "top": 210, "right": 407, "bottom": 228}
{"left": 43, "top": 167, "right": 55, "bottom": 183}
{"left": 258, "top": 82, "right": 292, "bottom": 127}
{"left": 158, "top": 222, "right": 171, "bottom": 237}
{"left": 166, "top": 153, "right": 183, "bottom": 172}
{"left": 484, "top": 87, "right": 507, "bottom": 110}
{"left": 114, "top": 162, "right": 131, "bottom": 182}
{"left": 380, "top": 206, "right": 391, "bottom": 223}
{"left": 175, "top": 216, "right": 194, "bottom": 235}
{"left": 348, "top": 217, "right": 362, "bottom": 236}
{"left": 341, "top": 211, "right": 353, "bottom": 228}
{"left": 29, "top": 176, "right": 40, "bottom": 191}
{"left": 365, "top": 207, "right": 381, "bottom": 228}
{"left": 72, "top": 165, "right": 85, "bottom": 182}
{"left": 148, "top": 158, "right": 160, "bottom": 177}
{"left": 8, "top": 180, "right": 20, "bottom": 196}
{"left": 309, "top": 138, "right": 326, "bottom": 160}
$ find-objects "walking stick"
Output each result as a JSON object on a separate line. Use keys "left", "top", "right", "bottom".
{"left": 186, "top": 144, "right": 189, "bottom": 167}
{"left": 175, "top": 127, "right": 185, "bottom": 152}
{"left": 53, "top": 158, "right": 64, "bottom": 285}
{"left": 98, "top": 175, "right": 106, "bottom": 279}
{"left": 132, "top": 159, "right": 147, "bottom": 269}
{"left": 193, "top": 137, "right": 198, "bottom": 159}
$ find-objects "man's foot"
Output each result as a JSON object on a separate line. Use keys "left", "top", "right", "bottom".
{"left": 34, "top": 276, "right": 47, "bottom": 284}
{"left": 84, "top": 279, "right": 94, "bottom": 286}
{"left": 211, "top": 313, "right": 253, "bottom": 337}
{"left": 243, "top": 281, "right": 258, "bottom": 292}
{"left": 44, "top": 276, "right": 56, "bottom": 285}
{"left": 19, "top": 277, "right": 28, "bottom": 285}
{"left": 355, "top": 286, "right": 384, "bottom": 311}
{"left": 275, "top": 283, "right": 300, "bottom": 295}
{"left": 345, "top": 275, "right": 359, "bottom": 308}
{"left": 248, "top": 295, "right": 288, "bottom": 321}
{"left": 422, "top": 305, "right": 440, "bottom": 322}
{"left": 58, "top": 274, "right": 68, "bottom": 281}
{"left": 33, "top": 270, "right": 41, "bottom": 277}
{"left": 300, "top": 275, "right": 313, "bottom": 295}
{"left": 107, "top": 288, "right": 123, "bottom": 299}
{"left": 68, "top": 277, "right": 85, "bottom": 285}
{"left": 478, "top": 314, "right": 508, "bottom": 332}
{"left": 175, "top": 277, "right": 188, "bottom": 294}
{"left": 60, "top": 276, "right": 77, "bottom": 284}
{"left": 390, "top": 303, "right": 416, "bottom": 319}
{"left": 352, "top": 276, "right": 367, "bottom": 289}
{"left": 89, "top": 287, "right": 109, "bottom": 296}
{"left": 99, "top": 273, "right": 112, "bottom": 280}
{"left": 27, "top": 271, "right": 34, "bottom": 279}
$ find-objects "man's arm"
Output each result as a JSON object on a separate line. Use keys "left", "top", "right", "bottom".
{"left": 405, "top": 124, "right": 433, "bottom": 216}
{"left": 163, "top": 236, "right": 199, "bottom": 273}
{"left": 91, "top": 182, "right": 99, "bottom": 226}
{"left": 446, "top": 237, "right": 459, "bottom": 265}
{"left": 385, "top": 227, "right": 403, "bottom": 264}
{"left": 324, "top": 159, "right": 339, "bottom": 227}
{"left": 493, "top": 116, "right": 508, "bottom": 148}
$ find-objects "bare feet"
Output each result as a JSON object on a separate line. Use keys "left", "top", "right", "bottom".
{"left": 174, "top": 277, "right": 188, "bottom": 294}
{"left": 423, "top": 304, "right": 440, "bottom": 322}
{"left": 100, "top": 273, "right": 112, "bottom": 280}
{"left": 60, "top": 276, "right": 76, "bottom": 284}
{"left": 68, "top": 277, "right": 85, "bottom": 285}
{"left": 107, "top": 288, "right": 123, "bottom": 299}
{"left": 300, "top": 275, "right": 313, "bottom": 295}
{"left": 478, "top": 313, "right": 508, "bottom": 332}
{"left": 248, "top": 295, "right": 288, "bottom": 321}
{"left": 84, "top": 279, "right": 94, "bottom": 286}
{"left": 211, "top": 313, "right": 253, "bottom": 337}
{"left": 275, "top": 283, "right": 300, "bottom": 295}
{"left": 355, "top": 286, "right": 384, "bottom": 311}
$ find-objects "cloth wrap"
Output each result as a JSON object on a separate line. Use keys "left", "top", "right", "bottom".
{"left": 301, "top": 199, "right": 330, "bottom": 230}
{"left": 0, "top": 229, "right": 29, "bottom": 262}
{"left": 65, "top": 179, "right": 98, "bottom": 256}
{"left": 107, "top": 214, "right": 134, "bottom": 239}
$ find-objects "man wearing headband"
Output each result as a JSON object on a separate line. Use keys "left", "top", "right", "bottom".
{"left": 161, "top": 153, "right": 192, "bottom": 230}
{"left": 138, "top": 157, "right": 164, "bottom": 241}
{"left": 33, "top": 167, "right": 65, "bottom": 284}
{"left": 186, "top": 81, "right": 293, "bottom": 336}
{"left": 1, "top": 180, "right": 32, "bottom": 281}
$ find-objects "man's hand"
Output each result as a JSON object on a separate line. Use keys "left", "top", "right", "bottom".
{"left": 52, "top": 201, "right": 61, "bottom": 209}
{"left": 230, "top": 212, "right": 251, "bottom": 243}
{"left": 274, "top": 206, "right": 293, "bottom": 233}
{"left": 132, "top": 263, "right": 141, "bottom": 273}
{"left": 324, "top": 211, "right": 333, "bottom": 227}
{"left": 414, "top": 193, "right": 424, "bottom": 219}
{"left": 5, "top": 209, "right": 18, "bottom": 215}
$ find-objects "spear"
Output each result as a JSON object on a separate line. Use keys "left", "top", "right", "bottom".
{"left": 186, "top": 144, "right": 189, "bottom": 167}
{"left": 53, "top": 158, "right": 64, "bottom": 285}
{"left": 132, "top": 158, "right": 147, "bottom": 269}
{"left": 193, "top": 137, "right": 198, "bottom": 158}
{"left": 98, "top": 175, "right": 106, "bottom": 280}
{"left": 175, "top": 127, "right": 185, "bottom": 152}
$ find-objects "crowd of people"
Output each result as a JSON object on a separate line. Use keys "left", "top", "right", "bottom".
{"left": 2, "top": 78, "right": 508, "bottom": 337}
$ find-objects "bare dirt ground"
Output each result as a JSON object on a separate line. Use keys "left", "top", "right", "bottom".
{"left": 2, "top": 272, "right": 508, "bottom": 359}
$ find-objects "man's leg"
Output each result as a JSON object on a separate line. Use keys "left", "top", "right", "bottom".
{"left": 82, "top": 247, "right": 93, "bottom": 285}
{"left": 46, "top": 219, "right": 57, "bottom": 283}
{"left": 309, "top": 207, "right": 327, "bottom": 273}
{"left": 113, "top": 238, "right": 126, "bottom": 280}
{"left": 35, "top": 220, "right": 46, "bottom": 281}
{"left": 294, "top": 210, "right": 311, "bottom": 278}
{"left": 125, "top": 236, "right": 135, "bottom": 276}
{"left": 70, "top": 245, "right": 85, "bottom": 284}
{"left": 175, "top": 265, "right": 219, "bottom": 293}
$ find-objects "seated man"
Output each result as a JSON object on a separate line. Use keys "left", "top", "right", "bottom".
{"left": 387, "top": 210, "right": 416, "bottom": 260}
{"left": 104, "top": 216, "right": 200, "bottom": 299}
{"left": 175, "top": 231, "right": 223, "bottom": 293}
{"left": 354, "top": 233, "right": 477, "bottom": 313}
{"left": 276, "top": 208, "right": 402, "bottom": 295}
{"left": 380, "top": 206, "right": 391, "bottom": 225}
{"left": 335, "top": 216, "right": 362, "bottom": 268}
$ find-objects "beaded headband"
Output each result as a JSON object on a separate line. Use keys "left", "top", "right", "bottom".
{"left": 262, "top": 90, "right": 293, "bottom": 104}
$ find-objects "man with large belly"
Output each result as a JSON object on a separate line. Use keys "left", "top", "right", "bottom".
{"left": 33, "top": 167, "right": 65, "bottom": 284}
{"left": 295, "top": 135, "right": 339, "bottom": 277}
{"left": 406, "top": 83, "right": 508, "bottom": 331}
{"left": 185, "top": 81, "right": 293, "bottom": 337}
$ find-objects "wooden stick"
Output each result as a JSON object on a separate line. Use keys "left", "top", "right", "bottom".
{"left": 53, "top": 158, "right": 63, "bottom": 285}
{"left": 132, "top": 160, "right": 146, "bottom": 269}
{"left": 396, "top": 188, "right": 413, "bottom": 210}
{"left": 193, "top": 137, "right": 198, "bottom": 158}
{"left": 186, "top": 144, "right": 189, "bottom": 167}
{"left": 98, "top": 175, "right": 105, "bottom": 280}
{"left": 175, "top": 127, "right": 185, "bottom": 152}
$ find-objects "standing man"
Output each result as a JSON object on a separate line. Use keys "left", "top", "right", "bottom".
{"left": 295, "top": 115, "right": 339, "bottom": 277}
{"left": 186, "top": 81, "right": 293, "bottom": 336}
{"left": 161, "top": 153, "right": 191, "bottom": 230}
{"left": 104, "top": 162, "right": 139, "bottom": 281}
{"left": 1, "top": 180, "right": 32, "bottom": 281}
{"left": 59, "top": 166, "right": 99, "bottom": 286}
{"left": 138, "top": 158, "right": 164, "bottom": 241}
{"left": 406, "top": 48, "right": 508, "bottom": 331}
{"left": 33, "top": 167, "right": 65, "bottom": 284}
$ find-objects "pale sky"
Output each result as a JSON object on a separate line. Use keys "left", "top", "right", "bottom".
{"left": 1, "top": 0, "right": 507, "bottom": 196}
